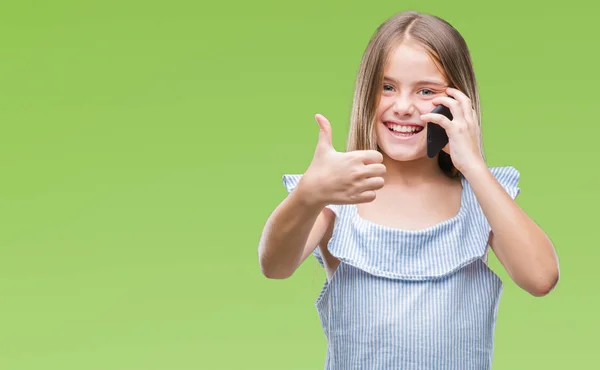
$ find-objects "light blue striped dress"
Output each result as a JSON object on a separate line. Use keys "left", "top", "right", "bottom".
{"left": 282, "top": 166, "right": 520, "bottom": 369}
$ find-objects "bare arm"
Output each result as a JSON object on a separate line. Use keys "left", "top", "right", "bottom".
{"left": 422, "top": 88, "right": 559, "bottom": 297}
{"left": 258, "top": 183, "right": 334, "bottom": 279}
{"left": 466, "top": 165, "right": 559, "bottom": 297}
{"left": 258, "top": 113, "right": 384, "bottom": 279}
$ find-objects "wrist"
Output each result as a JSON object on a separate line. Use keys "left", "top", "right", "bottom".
{"left": 294, "top": 176, "right": 329, "bottom": 211}
{"left": 461, "top": 161, "right": 493, "bottom": 184}
{"left": 459, "top": 158, "right": 488, "bottom": 180}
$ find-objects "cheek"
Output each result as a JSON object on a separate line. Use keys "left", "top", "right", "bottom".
{"left": 417, "top": 102, "right": 438, "bottom": 115}
{"left": 377, "top": 98, "right": 394, "bottom": 113}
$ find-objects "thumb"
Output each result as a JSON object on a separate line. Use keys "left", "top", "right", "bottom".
{"left": 315, "top": 114, "right": 333, "bottom": 150}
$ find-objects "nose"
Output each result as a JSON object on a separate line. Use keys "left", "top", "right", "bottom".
{"left": 392, "top": 95, "right": 415, "bottom": 117}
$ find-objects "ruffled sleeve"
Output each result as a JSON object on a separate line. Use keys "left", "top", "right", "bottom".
{"left": 282, "top": 174, "right": 303, "bottom": 194}
{"left": 460, "top": 166, "right": 521, "bottom": 263}
{"left": 488, "top": 166, "right": 521, "bottom": 199}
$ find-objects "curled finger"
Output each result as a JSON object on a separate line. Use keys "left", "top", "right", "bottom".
{"left": 420, "top": 112, "right": 452, "bottom": 131}
{"left": 363, "top": 163, "right": 386, "bottom": 178}
{"left": 357, "top": 176, "right": 385, "bottom": 193}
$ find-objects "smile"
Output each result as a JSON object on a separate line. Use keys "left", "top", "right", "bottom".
{"left": 383, "top": 122, "right": 424, "bottom": 138}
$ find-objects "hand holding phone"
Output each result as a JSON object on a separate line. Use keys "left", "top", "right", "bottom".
{"left": 426, "top": 104, "right": 453, "bottom": 158}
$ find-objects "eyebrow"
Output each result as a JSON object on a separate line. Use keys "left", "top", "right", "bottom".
{"left": 383, "top": 76, "right": 447, "bottom": 86}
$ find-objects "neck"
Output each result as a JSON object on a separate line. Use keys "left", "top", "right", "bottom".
{"left": 381, "top": 152, "right": 449, "bottom": 187}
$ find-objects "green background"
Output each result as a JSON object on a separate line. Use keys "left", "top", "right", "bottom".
{"left": 0, "top": 0, "right": 596, "bottom": 369}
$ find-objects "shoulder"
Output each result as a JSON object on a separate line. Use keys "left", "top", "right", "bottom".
{"left": 459, "top": 165, "right": 522, "bottom": 229}
{"left": 461, "top": 165, "right": 521, "bottom": 200}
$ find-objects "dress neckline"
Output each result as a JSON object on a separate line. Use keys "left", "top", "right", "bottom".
{"left": 350, "top": 175, "right": 468, "bottom": 235}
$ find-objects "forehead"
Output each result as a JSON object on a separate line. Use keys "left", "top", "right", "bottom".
{"left": 383, "top": 41, "right": 447, "bottom": 84}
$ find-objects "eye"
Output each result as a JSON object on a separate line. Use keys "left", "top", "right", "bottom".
{"left": 383, "top": 84, "right": 394, "bottom": 92}
{"left": 419, "top": 88, "right": 435, "bottom": 96}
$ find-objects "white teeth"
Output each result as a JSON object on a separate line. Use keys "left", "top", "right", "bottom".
{"left": 387, "top": 123, "right": 420, "bottom": 133}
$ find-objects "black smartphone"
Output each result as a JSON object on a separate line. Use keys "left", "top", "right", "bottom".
{"left": 426, "top": 104, "right": 453, "bottom": 158}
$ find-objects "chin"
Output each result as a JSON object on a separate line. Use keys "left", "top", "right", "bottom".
{"left": 379, "top": 145, "right": 426, "bottom": 162}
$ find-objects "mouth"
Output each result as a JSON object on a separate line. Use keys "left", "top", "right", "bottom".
{"left": 383, "top": 122, "right": 424, "bottom": 138}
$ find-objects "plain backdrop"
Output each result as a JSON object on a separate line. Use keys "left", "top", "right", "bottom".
{"left": 0, "top": 1, "right": 597, "bottom": 369}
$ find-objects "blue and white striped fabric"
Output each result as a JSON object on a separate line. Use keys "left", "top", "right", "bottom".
{"left": 282, "top": 166, "right": 520, "bottom": 369}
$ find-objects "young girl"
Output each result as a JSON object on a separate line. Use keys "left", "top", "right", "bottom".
{"left": 258, "top": 10, "right": 559, "bottom": 369}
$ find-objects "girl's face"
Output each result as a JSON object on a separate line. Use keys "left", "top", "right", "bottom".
{"left": 375, "top": 41, "right": 449, "bottom": 162}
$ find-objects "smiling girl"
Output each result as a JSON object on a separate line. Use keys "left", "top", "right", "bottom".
{"left": 258, "top": 10, "right": 559, "bottom": 369}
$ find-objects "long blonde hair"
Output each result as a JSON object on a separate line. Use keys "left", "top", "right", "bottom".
{"left": 347, "top": 10, "right": 485, "bottom": 177}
